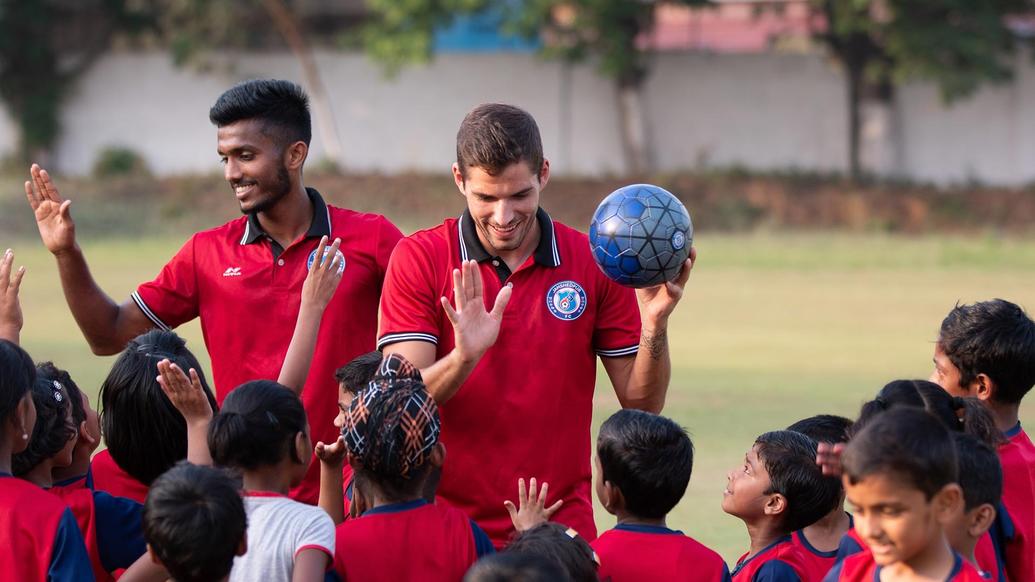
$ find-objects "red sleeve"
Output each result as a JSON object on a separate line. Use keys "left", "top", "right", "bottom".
{"left": 593, "top": 275, "right": 641, "bottom": 358}
{"left": 377, "top": 236, "right": 442, "bottom": 349}
{"left": 375, "top": 216, "right": 404, "bottom": 282}
{"left": 132, "top": 236, "right": 199, "bottom": 331}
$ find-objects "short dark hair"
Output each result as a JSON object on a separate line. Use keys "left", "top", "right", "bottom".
{"left": 787, "top": 415, "right": 853, "bottom": 445}
{"left": 334, "top": 351, "right": 383, "bottom": 394}
{"left": 755, "top": 430, "right": 841, "bottom": 532}
{"left": 952, "top": 432, "right": 1002, "bottom": 511}
{"left": 144, "top": 462, "right": 246, "bottom": 582}
{"left": 100, "top": 330, "right": 218, "bottom": 485}
{"left": 209, "top": 79, "right": 312, "bottom": 147}
{"left": 0, "top": 339, "right": 34, "bottom": 425}
{"left": 854, "top": 379, "right": 1002, "bottom": 447}
{"left": 37, "top": 362, "right": 84, "bottom": 426}
{"left": 505, "top": 523, "right": 597, "bottom": 582}
{"left": 843, "top": 408, "right": 958, "bottom": 500}
{"left": 209, "top": 380, "right": 308, "bottom": 470}
{"left": 12, "top": 376, "right": 74, "bottom": 475}
{"left": 456, "top": 103, "right": 543, "bottom": 179}
{"left": 597, "top": 409, "right": 693, "bottom": 519}
{"left": 939, "top": 299, "right": 1035, "bottom": 405}
{"left": 464, "top": 552, "right": 571, "bottom": 582}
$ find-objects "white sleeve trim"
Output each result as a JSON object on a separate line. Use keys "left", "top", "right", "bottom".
{"left": 131, "top": 291, "right": 171, "bottom": 331}
{"left": 376, "top": 332, "right": 438, "bottom": 350}
{"left": 596, "top": 345, "right": 639, "bottom": 358}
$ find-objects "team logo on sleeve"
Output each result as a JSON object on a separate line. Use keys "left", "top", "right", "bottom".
{"left": 307, "top": 247, "right": 347, "bottom": 275}
{"left": 547, "top": 280, "right": 587, "bottom": 321}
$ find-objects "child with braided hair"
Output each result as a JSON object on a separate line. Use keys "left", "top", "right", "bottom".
{"left": 332, "top": 356, "right": 495, "bottom": 581}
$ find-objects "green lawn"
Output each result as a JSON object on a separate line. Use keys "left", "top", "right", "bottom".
{"left": 10, "top": 232, "right": 1035, "bottom": 562}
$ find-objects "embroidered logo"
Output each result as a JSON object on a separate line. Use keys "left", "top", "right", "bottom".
{"left": 222, "top": 267, "right": 242, "bottom": 277}
{"left": 546, "top": 280, "right": 587, "bottom": 321}
{"left": 307, "top": 247, "right": 347, "bottom": 275}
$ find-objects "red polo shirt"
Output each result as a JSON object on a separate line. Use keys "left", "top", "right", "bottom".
{"left": 134, "top": 188, "right": 402, "bottom": 503}
{"left": 997, "top": 422, "right": 1035, "bottom": 582}
{"left": 378, "top": 208, "right": 640, "bottom": 545}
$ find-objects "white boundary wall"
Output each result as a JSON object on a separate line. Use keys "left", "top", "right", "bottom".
{"left": 1, "top": 50, "right": 1032, "bottom": 185}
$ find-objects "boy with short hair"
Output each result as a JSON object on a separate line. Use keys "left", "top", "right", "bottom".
{"left": 946, "top": 433, "right": 1007, "bottom": 581}
{"left": 825, "top": 408, "right": 983, "bottom": 581}
{"left": 723, "top": 430, "right": 841, "bottom": 581}
{"left": 930, "top": 299, "right": 1035, "bottom": 581}
{"left": 786, "top": 415, "right": 854, "bottom": 579}
{"left": 591, "top": 409, "right": 730, "bottom": 581}
{"left": 142, "top": 462, "right": 247, "bottom": 582}
{"left": 332, "top": 368, "right": 495, "bottom": 581}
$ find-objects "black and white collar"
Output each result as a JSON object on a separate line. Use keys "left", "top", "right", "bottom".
{"left": 457, "top": 207, "right": 561, "bottom": 268}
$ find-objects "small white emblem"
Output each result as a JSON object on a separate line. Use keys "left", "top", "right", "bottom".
{"left": 223, "top": 267, "right": 242, "bottom": 277}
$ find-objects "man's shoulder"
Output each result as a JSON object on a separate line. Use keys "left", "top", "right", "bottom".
{"left": 392, "top": 218, "right": 458, "bottom": 257}
{"left": 326, "top": 205, "right": 399, "bottom": 231}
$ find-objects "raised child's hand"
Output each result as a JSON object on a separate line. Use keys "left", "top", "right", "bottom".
{"left": 315, "top": 435, "right": 348, "bottom": 467}
{"left": 816, "top": 442, "right": 846, "bottom": 477}
{"left": 301, "top": 236, "right": 344, "bottom": 311}
{"left": 0, "top": 249, "right": 26, "bottom": 343}
{"left": 504, "top": 477, "right": 564, "bottom": 533}
{"left": 156, "top": 359, "right": 213, "bottom": 425}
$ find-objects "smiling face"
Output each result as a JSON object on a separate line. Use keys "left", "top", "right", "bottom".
{"left": 217, "top": 119, "right": 293, "bottom": 215}
{"left": 453, "top": 160, "right": 548, "bottom": 260}
{"left": 845, "top": 471, "right": 951, "bottom": 567}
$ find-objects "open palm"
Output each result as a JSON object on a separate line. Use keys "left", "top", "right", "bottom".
{"left": 24, "top": 164, "right": 76, "bottom": 254}
{"left": 440, "top": 260, "right": 513, "bottom": 363}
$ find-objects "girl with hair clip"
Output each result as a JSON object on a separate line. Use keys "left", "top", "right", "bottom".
{"left": 0, "top": 252, "right": 93, "bottom": 581}
{"left": 14, "top": 368, "right": 150, "bottom": 581}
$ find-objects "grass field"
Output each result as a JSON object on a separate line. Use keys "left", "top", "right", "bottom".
{"left": 10, "top": 232, "right": 1035, "bottom": 562}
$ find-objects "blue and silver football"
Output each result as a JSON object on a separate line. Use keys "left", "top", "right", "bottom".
{"left": 588, "top": 184, "right": 693, "bottom": 288}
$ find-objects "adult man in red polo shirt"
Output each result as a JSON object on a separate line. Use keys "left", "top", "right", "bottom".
{"left": 24, "top": 79, "right": 402, "bottom": 504}
{"left": 378, "top": 103, "right": 694, "bottom": 545}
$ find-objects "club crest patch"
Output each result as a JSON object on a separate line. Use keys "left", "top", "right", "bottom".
{"left": 307, "top": 247, "right": 347, "bottom": 275}
{"left": 547, "top": 280, "right": 587, "bottom": 321}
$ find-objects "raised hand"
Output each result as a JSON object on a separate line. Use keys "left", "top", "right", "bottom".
{"left": 156, "top": 359, "right": 213, "bottom": 425}
{"left": 504, "top": 477, "right": 564, "bottom": 533}
{"left": 301, "top": 236, "right": 344, "bottom": 310}
{"left": 0, "top": 249, "right": 26, "bottom": 343}
{"left": 315, "top": 435, "right": 348, "bottom": 467}
{"left": 636, "top": 248, "right": 696, "bottom": 326}
{"left": 24, "top": 164, "right": 76, "bottom": 255}
{"left": 440, "top": 260, "right": 512, "bottom": 363}
{"left": 816, "top": 442, "right": 846, "bottom": 477}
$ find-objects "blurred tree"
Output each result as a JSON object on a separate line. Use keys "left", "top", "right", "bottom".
{"left": 362, "top": 0, "right": 711, "bottom": 175}
{"left": 0, "top": 0, "right": 151, "bottom": 163}
{"left": 805, "top": 0, "right": 1031, "bottom": 181}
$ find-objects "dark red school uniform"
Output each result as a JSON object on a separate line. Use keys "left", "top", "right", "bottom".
{"left": 996, "top": 423, "right": 1035, "bottom": 582}
{"left": 973, "top": 530, "right": 1008, "bottom": 582}
{"left": 823, "top": 551, "right": 985, "bottom": 581}
{"left": 50, "top": 486, "right": 147, "bottom": 581}
{"left": 91, "top": 449, "right": 149, "bottom": 504}
{"left": 834, "top": 527, "right": 868, "bottom": 562}
{"left": 0, "top": 474, "right": 93, "bottom": 582}
{"left": 592, "top": 523, "right": 731, "bottom": 582}
{"left": 732, "top": 535, "right": 810, "bottom": 582}
{"left": 333, "top": 499, "right": 493, "bottom": 581}
{"left": 790, "top": 514, "right": 853, "bottom": 581}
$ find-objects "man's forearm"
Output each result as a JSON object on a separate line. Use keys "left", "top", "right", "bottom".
{"left": 622, "top": 326, "right": 671, "bottom": 413}
{"left": 54, "top": 245, "right": 132, "bottom": 354}
{"left": 420, "top": 349, "right": 481, "bottom": 404}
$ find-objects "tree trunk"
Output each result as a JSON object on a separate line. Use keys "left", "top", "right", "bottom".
{"left": 261, "top": 0, "right": 345, "bottom": 169}
{"left": 616, "top": 78, "right": 652, "bottom": 176}
{"left": 846, "top": 63, "right": 863, "bottom": 182}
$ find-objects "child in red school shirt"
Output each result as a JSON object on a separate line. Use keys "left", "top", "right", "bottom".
{"left": 825, "top": 408, "right": 985, "bottom": 581}
{"left": 724, "top": 430, "right": 841, "bottom": 582}
{"left": 930, "top": 299, "right": 1035, "bottom": 582}
{"left": 945, "top": 433, "right": 1008, "bottom": 581}
{"left": 786, "top": 415, "right": 855, "bottom": 581}
{"left": 14, "top": 367, "right": 148, "bottom": 581}
{"left": 41, "top": 362, "right": 102, "bottom": 492}
{"left": 332, "top": 362, "right": 494, "bottom": 582}
{"left": 587, "top": 409, "right": 729, "bottom": 582}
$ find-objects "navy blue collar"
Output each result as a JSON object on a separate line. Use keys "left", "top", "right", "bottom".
{"left": 731, "top": 535, "right": 792, "bottom": 577}
{"left": 241, "top": 187, "right": 331, "bottom": 246}
{"left": 1004, "top": 422, "right": 1022, "bottom": 439}
{"left": 614, "top": 523, "right": 682, "bottom": 535}
{"left": 362, "top": 498, "right": 429, "bottom": 517}
{"left": 793, "top": 529, "right": 838, "bottom": 558}
{"left": 873, "top": 552, "right": 962, "bottom": 581}
{"left": 458, "top": 207, "right": 560, "bottom": 267}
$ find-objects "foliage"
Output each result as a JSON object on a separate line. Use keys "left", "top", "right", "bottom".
{"left": 92, "top": 146, "right": 151, "bottom": 178}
